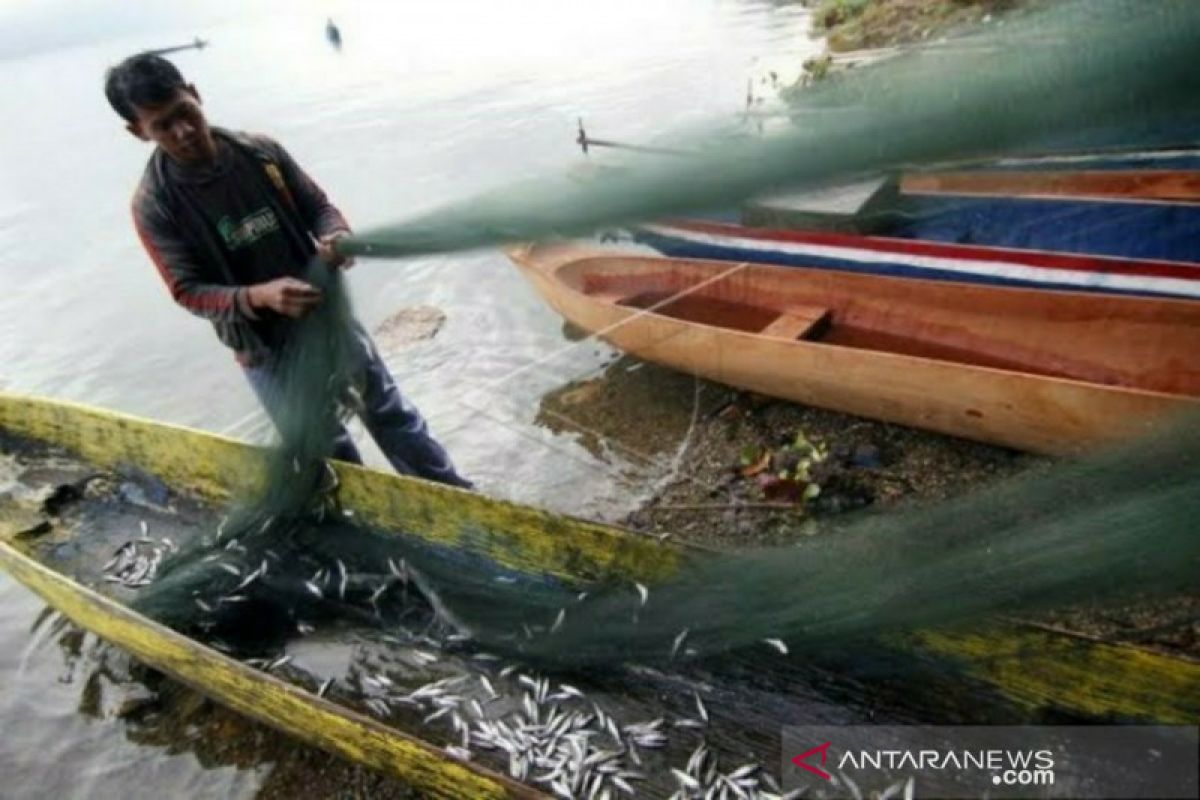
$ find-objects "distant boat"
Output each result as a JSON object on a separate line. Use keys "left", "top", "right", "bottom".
{"left": 635, "top": 217, "right": 1200, "bottom": 301}
{"left": 144, "top": 37, "right": 208, "bottom": 57}
{"left": 634, "top": 152, "right": 1200, "bottom": 300}
{"left": 326, "top": 18, "right": 342, "bottom": 49}
{"left": 569, "top": 120, "right": 1200, "bottom": 297}
{"left": 508, "top": 243, "right": 1200, "bottom": 455}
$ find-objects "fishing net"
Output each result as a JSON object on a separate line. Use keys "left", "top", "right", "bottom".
{"left": 128, "top": 259, "right": 379, "bottom": 644}
{"left": 337, "top": 0, "right": 1200, "bottom": 261}
{"left": 129, "top": 0, "right": 1198, "bottom": 668}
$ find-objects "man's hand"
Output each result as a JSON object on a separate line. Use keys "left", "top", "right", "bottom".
{"left": 247, "top": 277, "right": 323, "bottom": 318}
{"left": 317, "top": 230, "right": 355, "bottom": 270}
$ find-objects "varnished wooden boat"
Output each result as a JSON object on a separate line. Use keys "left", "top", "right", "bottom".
{"left": 2, "top": 393, "right": 1197, "bottom": 795}
{"left": 508, "top": 244, "right": 1200, "bottom": 455}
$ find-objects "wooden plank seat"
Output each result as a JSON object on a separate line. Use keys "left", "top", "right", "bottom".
{"left": 758, "top": 305, "right": 831, "bottom": 341}
{"left": 589, "top": 287, "right": 633, "bottom": 304}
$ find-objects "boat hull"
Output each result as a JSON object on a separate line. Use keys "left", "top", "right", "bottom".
{"left": 510, "top": 245, "right": 1200, "bottom": 455}
{"left": 635, "top": 220, "right": 1200, "bottom": 300}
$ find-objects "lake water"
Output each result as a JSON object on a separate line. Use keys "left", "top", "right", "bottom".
{"left": 0, "top": 2, "right": 819, "bottom": 796}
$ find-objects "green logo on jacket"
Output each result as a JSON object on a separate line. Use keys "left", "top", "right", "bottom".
{"left": 217, "top": 207, "right": 280, "bottom": 250}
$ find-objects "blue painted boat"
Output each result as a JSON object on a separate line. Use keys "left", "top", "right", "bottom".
{"left": 633, "top": 150, "right": 1200, "bottom": 300}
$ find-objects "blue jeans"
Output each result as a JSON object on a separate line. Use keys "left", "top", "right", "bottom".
{"left": 242, "top": 327, "right": 472, "bottom": 489}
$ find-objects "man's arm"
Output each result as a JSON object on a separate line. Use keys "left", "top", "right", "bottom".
{"left": 133, "top": 196, "right": 252, "bottom": 322}
{"left": 263, "top": 137, "right": 355, "bottom": 268}
{"left": 266, "top": 138, "right": 350, "bottom": 239}
{"left": 133, "top": 198, "right": 323, "bottom": 320}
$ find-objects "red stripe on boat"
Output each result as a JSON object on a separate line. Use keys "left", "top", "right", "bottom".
{"left": 664, "top": 219, "right": 1200, "bottom": 281}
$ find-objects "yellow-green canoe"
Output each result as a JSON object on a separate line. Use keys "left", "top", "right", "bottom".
{"left": 1, "top": 392, "right": 1196, "bottom": 796}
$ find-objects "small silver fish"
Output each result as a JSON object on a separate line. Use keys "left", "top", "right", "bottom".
{"left": 234, "top": 568, "right": 261, "bottom": 592}
{"left": 424, "top": 707, "right": 451, "bottom": 724}
{"left": 763, "top": 638, "right": 788, "bottom": 655}
{"left": 671, "top": 628, "right": 689, "bottom": 659}
{"left": 611, "top": 776, "right": 635, "bottom": 796}
{"left": 671, "top": 769, "right": 700, "bottom": 791}
{"left": 634, "top": 582, "right": 648, "bottom": 606}
{"left": 103, "top": 542, "right": 134, "bottom": 573}
{"left": 368, "top": 580, "right": 390, "bottom": 604}
{"left": 445, "top": 745, "right": 472, "bottom": 761}
{"left": 266, "top": 654, "right": 292, "bottom": 671}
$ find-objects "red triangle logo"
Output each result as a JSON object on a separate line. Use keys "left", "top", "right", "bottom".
{"left": 791, "top": 741, "right": 833, "bottom": 781}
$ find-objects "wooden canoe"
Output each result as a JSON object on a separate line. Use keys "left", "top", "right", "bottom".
{"left": 1, "top": 393, "right": 1197, "bottom": 795}
{"left": 507, "top": 244, "right": 1200, "bottom": 455}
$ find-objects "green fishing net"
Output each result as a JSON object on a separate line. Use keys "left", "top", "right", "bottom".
{"left": 129, "top": 0, "right": 1199, "bottom": 667}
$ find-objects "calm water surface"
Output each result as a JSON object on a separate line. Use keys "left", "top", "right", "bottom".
{"left": 0, "top": 1, "right": 817, "bottom": 796}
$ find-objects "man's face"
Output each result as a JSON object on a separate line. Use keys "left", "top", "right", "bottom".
{"left": 127, "top": 85, "right": 216, "bottom": 163}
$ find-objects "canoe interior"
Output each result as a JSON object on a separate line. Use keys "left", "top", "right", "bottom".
{"left": 2, "top": 428, "right": 1110, "bottom": 796}
{"left": 568, "top": 256, "right": 1200, "bottom": 396}
{"left": 3, "top": 398, "right": 1199, "bottom": 795}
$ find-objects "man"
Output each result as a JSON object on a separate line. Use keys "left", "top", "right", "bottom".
{"left": 106, "top": 53, "right": 471, "bottom": 488}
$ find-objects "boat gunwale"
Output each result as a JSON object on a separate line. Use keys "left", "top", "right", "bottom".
{"left": 0, "top": 535, "right": 544, "bottom": 799}
{"left": 0, "top": 390, "right": 687, "bottom": 586}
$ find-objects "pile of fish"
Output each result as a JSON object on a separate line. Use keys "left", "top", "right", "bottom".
{"left": 107, "top": 521, "right": 903, "bottom": 798}
{"left": 102, "top": 521, "right": 176, "bottom": 588}
{"left": 344, "top": 660, "right": 812, "bottom": 800}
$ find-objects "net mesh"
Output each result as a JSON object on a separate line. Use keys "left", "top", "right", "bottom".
{"left": 130, "top": 0, "right": 1199, "bottom": 668}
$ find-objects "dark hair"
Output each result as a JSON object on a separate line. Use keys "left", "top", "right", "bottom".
{"left": 104, "top": 53, "right": 187, "bottom": 123}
